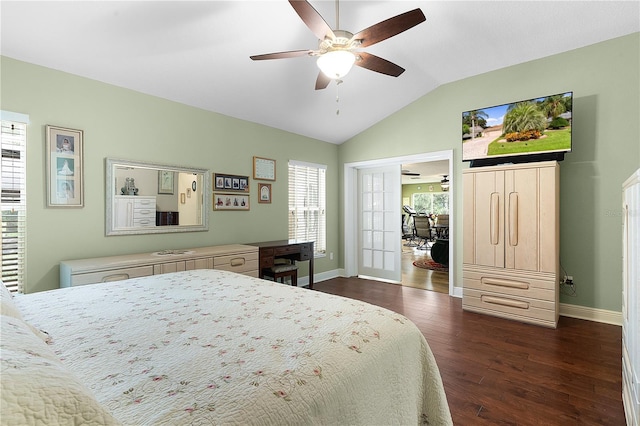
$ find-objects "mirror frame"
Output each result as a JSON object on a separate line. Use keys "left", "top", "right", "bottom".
{"left": 106, "top": 158, "right": 210, "bottom": 236}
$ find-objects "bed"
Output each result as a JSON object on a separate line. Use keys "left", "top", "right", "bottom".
{"left": 2, "top": 269, "right": 452, "bottom": 425}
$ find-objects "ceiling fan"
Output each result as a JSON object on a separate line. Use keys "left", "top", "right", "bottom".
{"left": 250, "top": 0, "right": 426, "bottom": 90}
{"left": 401, "top": 169, "right": 420, "bottom": 176}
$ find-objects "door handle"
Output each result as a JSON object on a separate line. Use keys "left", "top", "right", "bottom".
{"left": 490, "top": 192, "right": 499, "bottom": 245}
{"left": 509, "top": 192, "right": 518, "bottom": 246}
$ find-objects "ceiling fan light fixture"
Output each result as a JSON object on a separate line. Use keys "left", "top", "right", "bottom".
{"left": 441, "top": 175, "right": 450, "bottom": 192}
{"left": 317, "top": 50, "right": 356, "bottom": 79}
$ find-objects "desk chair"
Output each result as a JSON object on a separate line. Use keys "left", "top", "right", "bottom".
{"left": 262, "top": 259, "right": 298, "bottom": 286}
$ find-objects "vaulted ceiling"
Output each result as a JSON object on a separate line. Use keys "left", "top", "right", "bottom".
{"left": 1, "top": 1, "right": 638, "bottom": 144}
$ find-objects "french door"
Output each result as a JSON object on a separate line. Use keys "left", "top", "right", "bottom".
{"left": 357, "top": 166, "right": 401, "bottom": 282}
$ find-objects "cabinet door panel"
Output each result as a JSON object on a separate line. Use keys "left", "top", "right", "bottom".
{"left": 154, "top": 261, "right": 186, "bottom": 275}
{"left": 471, "top": 170, "right": 505, "bottom": 268}
{"left": 538, "top": 166, "right": 559, "bottom": 273}
{"left": 185, "top": 257, "right": 214, "bottom": 270}
{"left": 505, "top": 168, "right": 539, "bottom": 271}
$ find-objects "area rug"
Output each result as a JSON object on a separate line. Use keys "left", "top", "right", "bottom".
{"left": 413, "top": 257, "right": 448, "bottom": 273}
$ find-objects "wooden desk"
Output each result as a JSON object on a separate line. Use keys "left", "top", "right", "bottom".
{"left": 249, "top": 240, "right": 314, "bottom": 289}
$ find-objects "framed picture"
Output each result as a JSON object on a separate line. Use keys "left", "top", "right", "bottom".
{"left": 213, "top": 192, "right": 250, "bottom": 211}
{"left": 253, "top": 156, "right": 276, "bottom": 181}
{"left": 213, "top": 173, "right": 249, "bottom": 192}
{"left": 258, "top": 183, "right": 271, "bottom": 204}
{"left": 158, "top": 170, "right": 174, "bottom": 194}
{"left": 46, "top": 125, "right": 84, "bottom": 207}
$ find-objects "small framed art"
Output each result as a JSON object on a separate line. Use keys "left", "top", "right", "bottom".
{"left": 253, "top": 156, "right": 276, "bottom": 181}
{"left": 214, "top": 173, "right": 249, "bottom": 192}
{"left": 213, "top": 192, "right": 250, "bottom": 211}
{"left": 46, "top": 125, "right": 84, "bottom": 207}
{"left": 258, "top": 183, "right": 271, "bottom": 204}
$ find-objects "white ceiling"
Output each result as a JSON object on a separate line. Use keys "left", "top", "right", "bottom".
{"left": 1, "top": 1, "right": 638, "bottom": 145}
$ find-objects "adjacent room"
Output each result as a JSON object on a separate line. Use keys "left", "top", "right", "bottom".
{"left": 1, "top": 1, "right": 638, "bottom": 424}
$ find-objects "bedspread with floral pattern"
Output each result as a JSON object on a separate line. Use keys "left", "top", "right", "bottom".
{"left": 15, "top": 270, "right": 452, "bottom": 425}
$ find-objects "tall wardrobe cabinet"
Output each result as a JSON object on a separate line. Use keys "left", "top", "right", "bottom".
{"left": 462, "top": 161, "right": 560, "bottom": 328}
{"left": 622, "top": 169, "right": 639, "bottom": 426}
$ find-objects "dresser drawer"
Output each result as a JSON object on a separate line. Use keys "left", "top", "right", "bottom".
{"left": 70, "top": 265, "right": 154, "bottom": 286}
{"left": 463, "top": 268, "right": 556, "bottom": 302}
{"left": 134, "top": 198, "right": 155, "bottom": 208}
{"left": 214, "top": 252, "right": 259, "bottom": 274}
{"left": 133, "top": 217, "right": 156, "bottom": 227}
{"left": 463, "top": 288, "right": 557, "bottom": 327}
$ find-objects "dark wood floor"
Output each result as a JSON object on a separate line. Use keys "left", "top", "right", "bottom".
{"left": 314, "top": 277, "right": 625, "bottom": 426}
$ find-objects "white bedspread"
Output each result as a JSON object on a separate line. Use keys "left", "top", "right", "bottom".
{"left": 14, "top": 270, "right": 452, "bottom": 425}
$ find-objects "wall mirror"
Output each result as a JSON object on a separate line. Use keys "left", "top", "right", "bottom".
{"left": 106, "top": 158, "right": 210, "bottom": 236}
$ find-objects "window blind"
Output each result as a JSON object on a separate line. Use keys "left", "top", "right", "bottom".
{"left": 288, "top": 160, "right": 326, "bottom": 255}
{"left": 1, "top": 120, "right": 27, "bottom": 293}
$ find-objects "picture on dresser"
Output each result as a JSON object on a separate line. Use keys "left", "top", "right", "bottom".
{"left": 213, "top": 173, "right": 249, "bottom": 192}
{"left": 46, "top": 125, "right": 83, "bottom": 207}
{"left": 213, "top": 192, "right": 250, "bottom": 211}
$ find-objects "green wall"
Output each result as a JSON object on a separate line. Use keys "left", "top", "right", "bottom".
{"left": 339, "top": 33, "right": 640, "bottom": 312}
{"left": 0, "top": 57, "right": 340, "bottom": 293}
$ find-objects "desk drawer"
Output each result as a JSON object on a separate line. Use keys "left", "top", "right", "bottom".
{"left": 274, "top": 245, "right": 300, "bottom": 256}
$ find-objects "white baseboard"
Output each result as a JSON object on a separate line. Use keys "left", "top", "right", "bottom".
{"left": 559, "top": 303, "right": 622, "bottom": 326}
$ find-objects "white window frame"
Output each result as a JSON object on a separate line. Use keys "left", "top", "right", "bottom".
{"left": 1, "top": 112, "right": 29, "bottom": 293}
{"left": 288, "top": 160, "right": 327, "bottom": 257}
{"left": 411, "top": 192, "right": 450, "bottom": 216}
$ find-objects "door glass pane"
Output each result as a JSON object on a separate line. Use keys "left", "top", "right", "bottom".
{"left": 373, "top": 231, "right": 383, "bottom": 250}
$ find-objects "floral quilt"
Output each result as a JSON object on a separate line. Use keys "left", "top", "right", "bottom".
{"left": 14, "top": 269, "right": 452, "bottom": 425}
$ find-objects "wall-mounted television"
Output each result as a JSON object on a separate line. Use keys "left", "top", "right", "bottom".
{"left": 462, "top": 92, "right": 572, "bottom": 167}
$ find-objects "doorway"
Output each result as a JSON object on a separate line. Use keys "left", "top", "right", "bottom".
{"left": 401, "top": 160, "right": 450, "bottom": 293}
{"left": 344, "top": 150, "right": 455, "bottom": 296}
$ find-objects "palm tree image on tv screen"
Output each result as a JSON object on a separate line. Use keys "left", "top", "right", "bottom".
{"left": 462, "top": 92, "right": 572, "bottom": 162}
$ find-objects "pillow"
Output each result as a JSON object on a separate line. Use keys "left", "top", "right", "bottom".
{"left": 1, "top": 282, "right": 51, "bottom": 343}
{"left": 0, "top": 281, "right": 23, "bottom": 320}
{"left": 0, "top": 315, "right": 121, "bottom": 425}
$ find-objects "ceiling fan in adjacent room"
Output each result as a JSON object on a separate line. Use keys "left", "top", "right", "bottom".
{"left": 250, "top": 0, "right": 426, "bottom": 90}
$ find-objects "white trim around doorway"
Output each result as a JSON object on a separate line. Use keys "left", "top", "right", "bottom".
{"left": 344, "top": 150, "right": 456, "bottom": 297}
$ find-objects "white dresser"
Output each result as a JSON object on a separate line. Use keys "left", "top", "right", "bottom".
{"left": 114, "top": 195, "right": 156, "bottom": 228}
{"left": 60, "top": 244, "right": 259, "bottom": 287}
{"left": 623, "top": 169, "right": 640, "bottom": 426}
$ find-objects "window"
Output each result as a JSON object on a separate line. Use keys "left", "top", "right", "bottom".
{"left": 412, "top": 192, "right": 449, "bottom": 215}
{"left": 1, "top": 119, "right": 27, "bottom": 293}
{"left": 288, "top": 160, "right": 326, "bottom": 256}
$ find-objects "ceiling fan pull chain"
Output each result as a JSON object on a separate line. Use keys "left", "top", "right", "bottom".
{"left": 336, "top": 79, "right": 343, "bottom": 115}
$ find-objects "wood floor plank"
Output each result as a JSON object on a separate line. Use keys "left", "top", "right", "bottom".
{"left": 314, "top": 277, "right": 625, "bottom": 425}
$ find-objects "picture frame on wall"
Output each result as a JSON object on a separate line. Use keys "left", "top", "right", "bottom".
{"left": 253, "top": 156, "right": 276, "bottom": 181}
{"left": 46, "top": 125, "right": 84, "bottom": 207}
{"left": 258, "top": 183, "right": 271, "bottom": 204}
{"left": 158, "top": 170, "right": 174, "bottom": 194}
{"left": 213, "top": 173, "right": 249, "bottom": 192}
{"left": 213, "top": 192, "right": 250, "bottom": 211}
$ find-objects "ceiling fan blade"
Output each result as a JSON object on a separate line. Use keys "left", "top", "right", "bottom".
{"left": 250, "top": 50, "right": 313, "bottom": 61}
{"left": 289, "top": 0, "right": 336, "bottom": 41}
{"left": 355, "top": 52, "right": 405, "bottom": 77}
{"left": 351, "top": 8, "right": 425, "bottom": 48}
{"left": 315, "top": 71, "right": 331, "bottom": 90}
